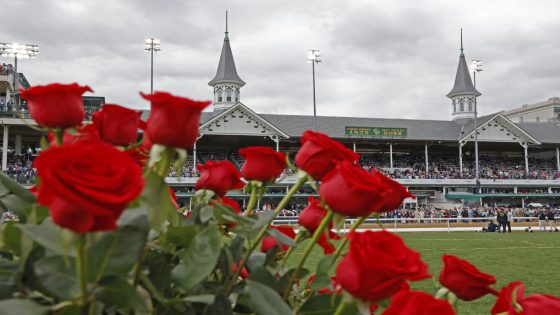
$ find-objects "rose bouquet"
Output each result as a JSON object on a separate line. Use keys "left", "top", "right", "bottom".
{"left": 0, "top": 83, "right": 557, "bottom": 315}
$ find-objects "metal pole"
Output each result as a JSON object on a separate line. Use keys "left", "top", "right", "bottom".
{"left": 459, "top": 143, "right": 463, "bottom": 173}
{"left": 150, "top": 41, "right": 154, "bottom": 94}
{"left": 424, "top": 144, "right": 429, "bottom": 173}
{"left": 312, "top": 61, "right": 317, "bottom": 131}
{"left": 473, "top": 71, "right": 480, "bottom": 194}
{"left": 13, "top": 55, "right": 17, "bottom": 109}
{"left": 2, "top": 126, "right": 8, "bottom": 171}
{"left": 389, "top": 143, "right": 393, "bottom": 173}
{"left": 556, "top": 147, "right": 559, "bottom": 172}
{"left": 524, "top": 144, "right": 529, "bottom": 175}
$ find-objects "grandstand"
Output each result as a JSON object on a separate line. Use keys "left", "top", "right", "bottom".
{"left": 3, "top": 28, "right": 560, "bottom": 215}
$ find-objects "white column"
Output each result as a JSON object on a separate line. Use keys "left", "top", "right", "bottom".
{"left": 424, "top": 144, "right": 429, "bottom": 173}
{"left": 2, "top": 126, "right": 8, "bottom": 171}
{"left": 521, "top": 197, "right": 525, "bottom": 208}
{"left": 556, "top": 147, "right": 560, "bottom": 172}
{"left": 15, "top": 134, "right": 21, "bottom": 155}
{"left": 523, "top": 144, "right": 529, "bottom": 175}
{"left": 275, "top": 139, "right": 279, "bottom": 152}
{"left": 459, "top": 143, "right": 463, "bottom": 173}
{"left": 5, "top": 88, "right": 10, "bottom": 103}
{"left": 514, "top": 186, "right": 518, "bottom": 194}
{"left": 389, "top": 143, "right": 393, "bottom": 173}
{"left": 352, "top": 142, "right": 356, "bottom": 153}
{"left": 193, "top": 141, "right": 197, "bottom": 171}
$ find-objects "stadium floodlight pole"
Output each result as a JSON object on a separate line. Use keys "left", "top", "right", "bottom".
{"left": 144, "top": 38, "right": 161, "bottom": 94}
{"left": 307, "top": 50, "right": 321, "bottom": 131}
{"left": 471, "top": 59, "right": 483, "bottom": 194}
{"left": 0, "top": 42, "right": 39, "bottom": 105}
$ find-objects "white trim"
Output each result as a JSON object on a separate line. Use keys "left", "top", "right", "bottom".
{"left": 459, "top": 113, "right": 541, "bottom": 145}
{"left": 199, "top": 103, "right": 289, "bottom": 139}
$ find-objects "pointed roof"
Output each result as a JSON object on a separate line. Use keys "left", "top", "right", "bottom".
{"left": 208, "top": 32, "right": 245, "bottom": 87}
{"left": 447, "top": 32, "right": 480, "bottom": 98}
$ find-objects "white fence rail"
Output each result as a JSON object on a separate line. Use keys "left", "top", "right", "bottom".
{"left": 272, "top": 216, "right": 558, "bottom": 233}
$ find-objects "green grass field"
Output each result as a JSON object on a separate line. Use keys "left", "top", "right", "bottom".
{"left": 288, "top": 231, "right": 560, "bottom": 315}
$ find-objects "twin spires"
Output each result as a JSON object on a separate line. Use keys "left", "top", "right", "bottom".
{"left": 209, "top": 11, "right": 245, "bottom": 111}
{"left": 447, "top": 29, "right": 481, "bottom": 124}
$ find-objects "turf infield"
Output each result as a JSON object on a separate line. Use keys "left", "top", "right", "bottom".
{"left": 288, "top": 231, "right": 560, "bottom": 314}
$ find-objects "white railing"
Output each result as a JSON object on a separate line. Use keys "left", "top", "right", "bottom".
{"left": 272, "top": 216, "right": 558, "bottom": 233}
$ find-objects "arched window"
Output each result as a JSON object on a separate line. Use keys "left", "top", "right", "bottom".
{"left": 217, "top": 89, "right": 223, "bottom": 102}
{"left": 459, "top": 99, "right": 465, "bottom": 111}
{"left": 468, "top": 100, "right": 473, "bottom": 112}
{"left": 452, "top": 100, "right": 457, "bottom": 113}
{"left": 235, "top": 90, "right": 239, "bottom": 102}
{"left": 226, "top": 89, "right": 232, "bottom": 102}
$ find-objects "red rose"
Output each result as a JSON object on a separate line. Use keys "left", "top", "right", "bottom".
{"left": 298, "top": 196, "right": 339, "bottom": 254}
{"left": 20, "top": 83, "right": 92, "bottom": 128}
{"left": 439, "top": 254, "right": 496, "bottom": 301}
{"left": 169, "top": 187, "right": 179, "bottom": 209}
{"left": 491, "top": 281, "right": 560, "bottom": 315}
{"left": 141, "top": 92, "right": 210, "bottom": 148}
{"left": 320, "top": 161, "right": 410, "bottom": 217}
{"left": 382, "top": 290, "right": 455, "bottom": 315}
{"left": 295, "top": 130, "right": 360, "bottom": 180}
{"left": 34, "top": 140, "right": 144, "bottom": 233}
{"left": 239, "top": 147, "right": 287, "bottom": 182}
{"left": 231, "top": 263, "right": 249, "bottom": 279}
{"left": 48, "top": 124, "right": 100, "bottom": 146}
{"left": 336, "top": 231, "right": 430, "bottom": 302}
{"left": 261, "top": 225, "right": 296, "bottom": 253}
{"left": 195, "top": 160, "right": 244, "bottom": 197}
{"left": 92, "top": 104, "right": 141, "bottom": 146}
{"left": 377, "top": 175, "right": 415, "bottom": 212}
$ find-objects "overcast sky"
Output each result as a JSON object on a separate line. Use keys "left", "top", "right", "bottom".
{"left": 2, "top": 0, "right": 560, "bottom": 120}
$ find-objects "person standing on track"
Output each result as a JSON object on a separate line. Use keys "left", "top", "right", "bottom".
{"left": 496, "top": 208, "right": 508, "bottom": 233}
{"left": 506, "top": 208, "right": 512, "bottom": 233}
{"left": 538, "top": 210, "right": 547, "bottom": 231}
{"left": 546, "top": 209, "right": 558, "bottom": 232}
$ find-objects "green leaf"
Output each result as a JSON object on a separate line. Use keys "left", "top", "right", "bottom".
{"left": 183, "top": 294, "right": 216, "bottom": 304}
{"left": 205, "top": 292, "right": 233, "bottom": 315}
{"left": 278, "top": 268, "right": 309, "bottom": 293}
{"left": 252, "top": 211, "right": 277, "bottom": 230}
{"left": 87, "top": 208, "right": 149, "bottom": 280}
{"left": 165, "top": 225, "right": 199, "bottom": 248}
{"left": 17, "top": 218, "right": 70, "bottom": 256}
{"left": 0, "top": 260, "right": 19, "bottom": 299}
{"left": 0, "top": 299, "right": 49, "bottom": 315}
{"left": 199, "top": 206, "right": 214, "bottom": 223}
{"left": 2, "top": 222, "right": 21, "bottom": 256}
{"left": 0, "top": 172, "right": 36, "bottom": 203}
{"left": 94, "top": 275, "right": 147, "bottom": 312}
{"left": 34, "top": 255, "right": 78, "bottom": 300}
{"left": 248, "top": 267, "right": 277, "bottom": 290}
{"left": 246, "top": 252, "right": 267, "bottom": 271}
{"left": 241, "top": 280, "right": 292, "bottom": 315}
{"left": 140, "top": 170, "right": 178, "bottom": 230}
{"left": 266, "top": 228, "right": 296, "bottom": 247}
{"left": 171, "top": 224, "right": 221, "bottom": 291}
{"left": 310, "top": 255, "right": 335, "bottom": 290}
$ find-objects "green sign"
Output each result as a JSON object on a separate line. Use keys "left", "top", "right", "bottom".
{"left": 345, "top": 126, "right": 407, "bottom": 137}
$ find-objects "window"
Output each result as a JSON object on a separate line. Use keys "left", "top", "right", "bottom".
{"left": 452, "top": 100, "right": 456, "bottom": 112}
{"left": 468, "top": 100, "right": 473, "bottom": 112}
{"left": 217, "top": 89, "right": 223, "bottom": 102}
{"left": 226, "top": 89, "right": 232, "bottom": 102}
{"left": 459, "top": 99, "right": 464, "bottom": 111}
{"left": 235, "top": 90, "right": 239, "bottom": 102}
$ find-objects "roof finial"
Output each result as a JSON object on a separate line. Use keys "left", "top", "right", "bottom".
{"left": 225, "top": 10, "right": 229, "bottom": 39}
{"left": 460, "top": 28, "right": 464, "bottom": 56}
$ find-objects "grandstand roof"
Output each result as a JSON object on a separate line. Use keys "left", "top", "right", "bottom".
{"left": 517, "top": 122, "right": 560, "bottom": 144}
{"left": 208, "top": 31, "right": 245, "bottom": 87}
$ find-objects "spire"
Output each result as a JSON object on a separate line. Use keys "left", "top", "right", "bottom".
{"left": 460, "top": 28, "right": 464, "bottom": 56}
{"left": 208, "top": 11, "right": 245, "bottom": 87}
{"left": 447, "top": 30, "right": 480, "bottom": 98}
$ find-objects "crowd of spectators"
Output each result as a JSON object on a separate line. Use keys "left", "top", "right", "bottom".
{"left": 5, "top": 152, "right": 37, "bottom": 184}
{"left": 166, "top": 151, "right": 560, "bottom": 181}
{"left": 0, "top": 63, "right": 14, "bottom": 75}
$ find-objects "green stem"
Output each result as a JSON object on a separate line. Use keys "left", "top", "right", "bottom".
{"left": 283, "top": 210, "right": 334, "bottom": 299}
{"left": 244, "top": 185, "right": 259, "bottom": 216}
{"left": 279, "top": 233, "right": 304, "bottom": 269}
{"left": 55, "top": 129, "right": 64, "bottom": 146}
{"left": 224, "top": 176, "right": 307, "bottom": 295}
{"left": 158, "top": 148, "right": 172, "bottom": 178}
{"left": 333, "top": 300, "right": 347, "bottom": 315}
{"left": 329, "top": 216, "right": 367, "bottom": 269}
{"left": 75, "top": 234, "right": 88, "bottom": 312}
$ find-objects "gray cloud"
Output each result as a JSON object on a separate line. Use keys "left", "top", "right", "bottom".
{"left": 1, "top": 0, "right": 559, "bottom": 120}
